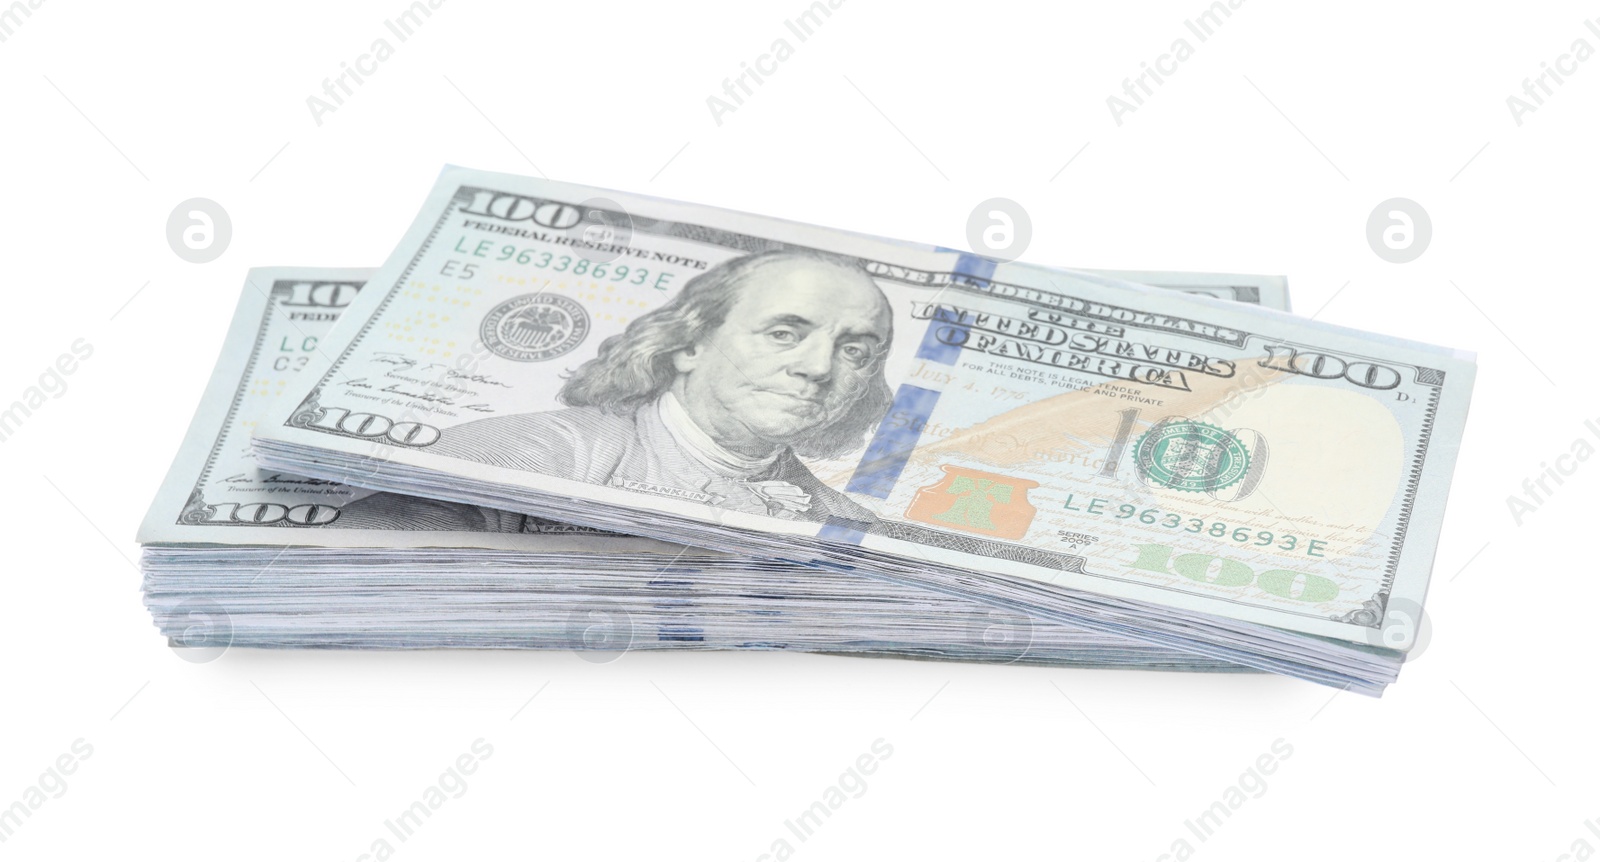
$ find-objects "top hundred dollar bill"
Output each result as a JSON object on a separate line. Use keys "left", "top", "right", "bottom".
{"left": 254, "top": 166, "right": 1475, "bottom": 654}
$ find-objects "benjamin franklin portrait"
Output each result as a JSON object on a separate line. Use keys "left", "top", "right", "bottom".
{"left": 339, "top": 249, "right": 894, "bottom": 530}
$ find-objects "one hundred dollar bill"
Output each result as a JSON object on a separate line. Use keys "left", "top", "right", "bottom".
{"left": 251, "top": 168, "right": 1475, "bottom": 691}
{"left": 142, "top": 267, "right": 1286, "bottom": 548}
{"left": 139, "top": 267, "right": 1288, "bottom": 668}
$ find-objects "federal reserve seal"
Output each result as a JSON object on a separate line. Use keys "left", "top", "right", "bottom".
{"left": 480, "top": 293, "right": 590, "bottom": 362}
{"left": 1134, "top": 421, "right": 1250, "bottom": 493}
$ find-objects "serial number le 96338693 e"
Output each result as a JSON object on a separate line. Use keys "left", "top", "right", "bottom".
{"left": 1063, "top": 495, "right": 1328, "bottom": 557}
{"left": 441, "top": 238, "right": 677, "bottom": 290}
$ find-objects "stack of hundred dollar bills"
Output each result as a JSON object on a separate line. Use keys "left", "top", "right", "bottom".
{"left": 140, "top": 266, "right": 1282, "bottom": 670}
{"left": 166, "top": 167, "right": 1478, "bottom": 694}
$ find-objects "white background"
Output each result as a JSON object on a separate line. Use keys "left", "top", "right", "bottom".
{"left": 1, "top": 0, "right": 1595, "bottom": 859}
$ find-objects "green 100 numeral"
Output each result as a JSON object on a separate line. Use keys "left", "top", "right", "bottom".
{"left": 1130, "top": 543, "right": 1338, "bottom": 602}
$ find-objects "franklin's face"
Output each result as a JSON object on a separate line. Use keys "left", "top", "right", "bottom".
{"left": 671, "top": 259, "right": 892, "bottom": 456}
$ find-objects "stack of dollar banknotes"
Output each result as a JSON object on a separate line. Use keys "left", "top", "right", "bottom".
{"left": 139, "top": 166, "right": 1476, "bottom": 695}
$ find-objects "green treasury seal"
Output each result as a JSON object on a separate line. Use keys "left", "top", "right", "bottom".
{"left": 1134, "top": 420, "right": 1251, "bottom": 492}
